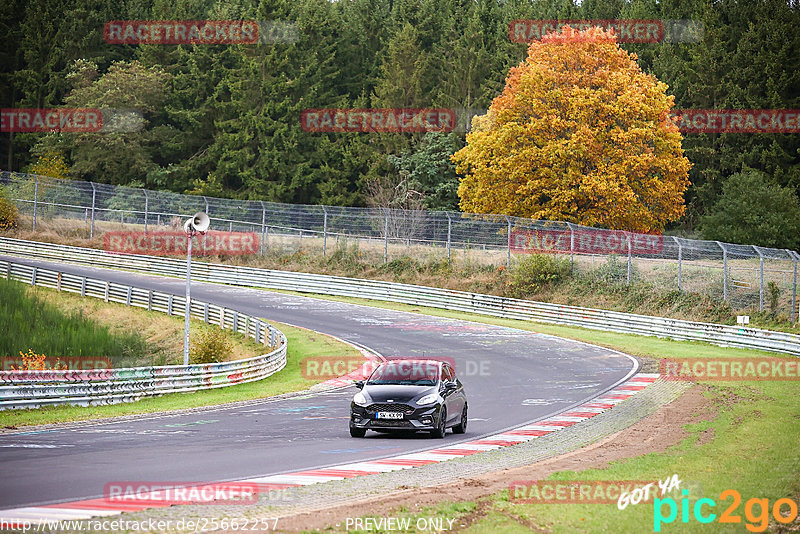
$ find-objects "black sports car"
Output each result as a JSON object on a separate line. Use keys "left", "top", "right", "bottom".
{"left": 349, "top": 358, "right": 468, "bottom": 438}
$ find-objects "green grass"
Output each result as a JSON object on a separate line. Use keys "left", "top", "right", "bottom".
{"left": 0, "top": 320, "right": 361, "bottom": 428}
{"left": 0, "top": 276, "right": 151, "bottom": 365}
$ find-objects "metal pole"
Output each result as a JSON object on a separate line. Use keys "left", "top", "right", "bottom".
{"left": 322, "top": 206, "right": 328, "bottom": 257}
{"left": 788, "top": 250, "right": 796, "bottom": 322}
{"left": 754, "top": 246, "right": 764, "bottom": 312}
{"left": 32, "top": 175, "right": 38, "bottom": 231}
{"left": 504, "top": 216, "right": 511, "bottom": 269}
{"left": 143, "top": 189, "right": 149, "bottom": 234}
{"left": 260, "top": 201, "right": 266, "bottom": 256}
{"left": 626, "top": 233, "right": 632, "bottom": 284}
{"left": 90, "top": 182, "right": 96, "bottom": 238}
{"left": 717, "top": 241, "right": 727, "bottom": 302}
{"left": 568, "top": 223, "right": 575, "bottom": 273}
{"left": 446, "top": 213, "right": 452, "bottom": 261}
{"left": 674, "top": 236, "right": 682, "bottom": 292}
{"left": 383, "top": 209, "right": 389, "bottom": 263}
{"left": 183, "top": 233, "right": 193, "bottom": 366}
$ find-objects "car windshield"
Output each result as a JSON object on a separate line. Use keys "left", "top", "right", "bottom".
{"left": 366, "top": 361, "right": 440, "bottom": 386}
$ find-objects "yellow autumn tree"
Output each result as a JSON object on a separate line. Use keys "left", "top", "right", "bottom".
{"left": 452, "top": 26, "right": 690, "bottom": 233}
{"left": 28, "top": 150, "right": 69, "bottom": 179}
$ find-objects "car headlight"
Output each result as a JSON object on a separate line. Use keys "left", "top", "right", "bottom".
{"left": 416, "top": 393, "right": 439, "bottom": 406}
{"left": 353, "top": 392, "right": 369, "bottom": 406}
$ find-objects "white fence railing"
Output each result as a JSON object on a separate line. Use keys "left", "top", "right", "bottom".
{"left": 1, "top": 237, "right": 798, "bottom": 357}
{"left": 0, "top": 257, "right": 287, "bottom": 410}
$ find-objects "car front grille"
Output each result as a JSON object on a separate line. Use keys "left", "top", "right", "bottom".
{"left": 368, "top": 403, "right": 414, "bottom": 414}
{"left": 369, "top": 419, "right": 413, "bottom": 427}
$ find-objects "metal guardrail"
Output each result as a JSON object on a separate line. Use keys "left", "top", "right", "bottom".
{"left": 0, "top": 256, "right": 287, "bottom": 410}
{"left": 1, "top": 237, "right": 799, "bottom": 357}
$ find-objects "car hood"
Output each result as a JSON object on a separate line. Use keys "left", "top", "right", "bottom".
{"left": 362, "top": 384, "right": 436, "bottom": 404}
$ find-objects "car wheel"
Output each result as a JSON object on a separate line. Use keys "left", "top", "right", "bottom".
{"left": 350, "top": 427, "right": 366, "bottom": 438}
{"left": 452, "top": 405, "right": 467, "bottom": 434}
{"left": 430, "top": 407, "right": 447, "bottom": 438}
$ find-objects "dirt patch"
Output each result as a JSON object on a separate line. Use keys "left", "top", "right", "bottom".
{"left": 274, "top": 385, "right": 713, "bottom": 533}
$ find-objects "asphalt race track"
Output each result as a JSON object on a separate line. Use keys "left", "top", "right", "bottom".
{"left": 0, "top": 256, "right": 638, "bottom": 510}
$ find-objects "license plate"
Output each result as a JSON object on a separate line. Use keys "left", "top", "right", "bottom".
{"left": 376, "top": 411, "right": 403, "bottom": 419}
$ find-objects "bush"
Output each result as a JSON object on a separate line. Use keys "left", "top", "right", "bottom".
{"left": 0, "top": 188, "right": 19, "bottom": 231}
{"left": 190, "top": 328, "right": 233, "bottom": 364}
{"left": 591, "top": 255, "right": 636, "bottom": 285}
{"left": 767, "top": 281, "right": 781, "bottom": 316}
{"left": 507, "top": 254, "right": 571, "bottom": 297}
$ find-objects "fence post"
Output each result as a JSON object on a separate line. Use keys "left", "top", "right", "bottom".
{"left": 322, "top": 205, "right": 328, "bottom": 257}
{"left": 90, "top": 182, "right": 97, "bottom": 238}
{"left": 568, "top": 223, "right": 575, "bottom": 273}
{"left": 31, "top": 267, "right": 37, "bottom": 286}
{"left": 504, "top": 216, "right": 511, "bottom": 269}
{"left": 788, "top": 250, "right": 798, "bottom": 322}
{"left": 673, "top": 236, "right": 682, "bottom": 292}
{"left": 754, "top": 246, "right": 764, "bottom": 312}
{"left": 32, "top": 175, "right": 38, "bottom": 231}
{"left": 716, "top": 242, "right": 728, "bottom": 302}
{"left": 259, "top": 201, "right": 266, "bottom": 255}
{"left": 626, "top": 233, "right": 632, "bottom": 284}
{"left": 143, "top": 189, "right": 149, "bottom": 234}
{"left": 446, "top": 213, "right": 452, "bottom": 261}
{"left": 383, "top": 209, "right": 389, "bottom": 263}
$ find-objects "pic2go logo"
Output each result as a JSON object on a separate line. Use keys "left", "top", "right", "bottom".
{"left": 654, "top": 489, "right": 799, "bottom": 532}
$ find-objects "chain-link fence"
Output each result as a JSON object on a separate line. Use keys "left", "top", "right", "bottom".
{"left": 1, "top": 171, "right": 798, "bottom": 319}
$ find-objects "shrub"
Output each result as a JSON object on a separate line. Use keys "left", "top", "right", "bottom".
{"left": 507, "top": 254, "right": 571, "bottom": 297}
{"left": 0, "top": 188, "right": 18, "bottom": 231}
{"left": 591, "top": 254, "right": 636, "bottom": 285}
{"left": 190, "top": 328, "right": 233, "bottom": 364}
{"left": 767, "top": 281, "right": 781, "bottom": 316}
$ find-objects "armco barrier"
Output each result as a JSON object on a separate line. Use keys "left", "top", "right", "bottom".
{"left": 0, "top": 257, "right": 287, "bottom": 410}
{"left": 1, "top": 237, "right": 798, "bottom": 357}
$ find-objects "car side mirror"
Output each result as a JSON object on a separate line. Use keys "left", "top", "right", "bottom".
{"left": 354, "top": 380, "right": 364, "bottom": 389}
{"left": 444, "top": 381, "right": 458, "bottom": 391}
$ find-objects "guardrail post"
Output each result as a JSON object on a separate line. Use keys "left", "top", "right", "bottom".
{"left": 255, "top": 321, "right": 261, "bottom": 344}
{"left": 31, "top": 267, "right": 37, "bottom": 286}
{"left": 57, "top": 272, "right": 61, "bottom": 292}
{"left": 233, "top": 312, "right": 239, "bottom": 333}
{"left": 143, "top": 189, "right": 149, "bottom": 234}
{"left": 504, "top": 216, "right": 511, "bottom": 269}
{"left": 269, "top": 327, "right": 276, "bottom": 347}
{"left": 383, "top": 209, "right": 389, "bottom": 263}
{"left": 446, "top": 213, "right": 452, "bottom": 261}
{"left": 5, "top": 262, "right": 10, "bottom": 280}
{"left": 90, "top": 182, "right": 96, "bottom": 238}
{"left": 81, "top": 277, "right": 86, "bottom": 297}
{"left": 32, "top": 175, "right": 38, "bottom": 232}
{"left": 147, "top": 290, "right": 152, "bottom": 311}
{"left": 168, "top": 294, "right": 173, "bottom": 315}
{"left": 674, "top": 236, "right": 682, "bottom": 292}
{"left": 104, "top": 281, "right": 109, "bottom": 302}
{"left": 126, "top": 286, "right": 132, "bottom": 305}
{"left": 716, "top": 242, "right": 728, "bottom": 302}
{"left": 754, "top": 246, "right": 765, "bottom": 312}
{"left": 203, "top": 302, "right": 209, "bottom": 323}
{"left": 259, "top": 201, "right": 266, "bottom": 256}
{"left": 322, "top": 206, "right": 328, "bottom": 257}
